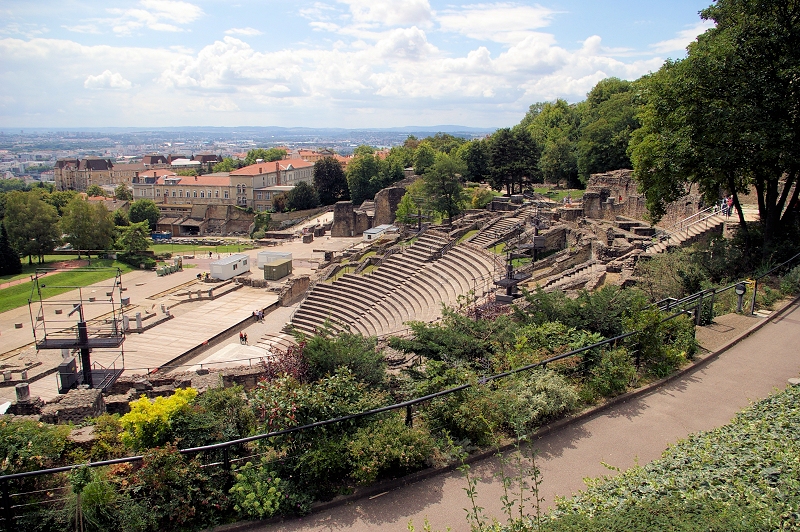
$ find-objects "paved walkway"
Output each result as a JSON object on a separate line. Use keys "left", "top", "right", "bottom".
{"left": 247, "top": 298, "right": 800, "bottom": 532}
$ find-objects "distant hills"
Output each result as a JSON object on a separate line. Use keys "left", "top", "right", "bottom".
{"left": 14, "top": 125, "right": 497, "bottom": 135}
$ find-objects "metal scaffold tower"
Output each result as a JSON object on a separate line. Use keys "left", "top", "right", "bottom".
{"left": 28, "top": 267, "right": 127, "bottom": 393}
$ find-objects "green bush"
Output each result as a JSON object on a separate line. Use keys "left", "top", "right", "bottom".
{"left": 423, "top": 369, "right": 578, "bottom": 445}
{"left": 299, "top": 326, "right": 386, "bottom": 386}
{"left": 781, "top": 265, "right": 800, "bottom": 295}
{"left": 348, "top": 414, "right": 434, "bottom": 485}
{"left": 229, "top": 457, "right": 283, "bottom": 520}
{"left": 169, "top": 385, "right": 256, "bottom": 450}
{"left": 117, "top": 252, "right": 156, "bottom": 270}
{"left": 0, "top": 418, "right": 71, "bottom": 474}
{"left": 588, "top": 348, "right": 637, "bottom": 398}
{"left": 122, "top": 444, "right": 228, "bottom": 531}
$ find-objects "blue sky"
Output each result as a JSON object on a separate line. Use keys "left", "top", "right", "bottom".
{"left": 0, "top": 0, "right": 714, "bottom": 129}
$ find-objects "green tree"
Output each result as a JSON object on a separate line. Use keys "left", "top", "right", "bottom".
{"left": 413, "top": 142, "right": 436, "bottom": 175}
{"left": 272, "top": 192, "right": 287, "bottom": 213}
{"left": 112, "top": 209, "right": 129, "bottom": 227}
{"left": 528, "top": 99, "right": 581, "bottom": 187}
{"left": 4, "top": 190, "right": 60, "bottom": 264}
{"left": 629, "top": 0, "right": 800, "bottom": 255}
{"left": 346, "top": 153, "right": 404, "bottom": 205}
{"left": 352, "top": 145, "right": 375, "bottom": 157}
{"left": 423, "top": 153, "right": 468, "bottom": 221}
{"left": 422, "top": 132, "right": 466, "bottom": 154}
{"left": 114, "top": 183, "right": 133, "bottom": 201}
{"left": 60, "top": 197, "right": 114, "bottom": 257}
{"left": 489, "top": 127, "right": 537, "bottom": 194}
{"left": 286, "top": 181, "right": 320, "bottom": 211}
{"left": 394, "top": 192, "right": 420, "bottom": 225}
{"left": 212, "top": 157, "right": 244, "bottom": 173}
{"left": 86, "top": 184, "right": 105, "bottom": 197}
{"left": 457, "top": 139, "right": 491, "bottom": 183}
{"left": 313, "top": 157, "right": 349, "bottom": 205}
{"left": 244, "top": 148, "right": 287, "bottom": 165}
{"left": 117, "top": 221, "right": 151, "bottom": 253}
{"left": 576, "top": 78, "right": 638, "bottom": 182}
{"left": 128, "top": 199, "right": 160, "bottom": 231}
{"left": 176, "top": 169, "right": 198, "bottom": 177}
{"left": 44, "top": 190, "right": 78, "bottom": 216}
{"left": 0, "top": 223, "right": 21, "bottom": 275}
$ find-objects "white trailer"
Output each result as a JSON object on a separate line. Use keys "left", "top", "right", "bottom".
{"left": 209, "top": 254, "right": 250, "bottom": 280}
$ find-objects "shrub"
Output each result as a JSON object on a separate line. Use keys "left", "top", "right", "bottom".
{"left": 88, "top": 414, "right": 126, "bottom": 461}
{"left": 119, "top": 388, "right": 198, "bottom": 450}
{"left": 122, "top": 444, "right": 227, "bottom": 531}
{"left": 588, "top": 348, "right": 637, "bottom": 398}
{"left": 169, "top": 385, "right": 256, "bottom": 450}
{"left": 423, "top": 369, "right": 578, "bottom": 445}
{"left": 0, "top": 418, "right": 70, "bottom": 474}
{"left": 229, "top": 457, "right": 283, "bottom": 520}
{"left": 780, "top": 265, "right": 800, "bottom": 295}
{"left": 348, "top": 414, "right": 434, "bottom": 485}
{"left": 299, "top": 325, "right": 386, "bottom": 386}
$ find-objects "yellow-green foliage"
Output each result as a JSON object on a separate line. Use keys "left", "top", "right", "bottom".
{"left": 120, "top": 388, "right": 198, "bottom": 450}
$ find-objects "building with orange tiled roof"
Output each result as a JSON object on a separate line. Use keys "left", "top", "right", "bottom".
{"left": 230, "top": 159, "right": 314, "bottom": 209}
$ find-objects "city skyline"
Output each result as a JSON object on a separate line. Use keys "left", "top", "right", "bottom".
{"left": 2, "top": 0, "right": 713, "bottom": 129}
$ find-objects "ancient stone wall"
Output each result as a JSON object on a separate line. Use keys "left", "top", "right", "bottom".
{"left": 331, "top": 201, "right": 356, "bottom": 237}
{"left": 281, "top": 275, "right": 311, "bottom": 306}
{"left": 39, "top": 388, "right": 106, "bottom": 424}
{"left": 355, "top": 211, "right": 372, "bottom": 235}
{"left": 373, "top": 186, "right": 407, "bottom": 226}
{"left": 584, "top": 169, "right": 703, "bottom": 226}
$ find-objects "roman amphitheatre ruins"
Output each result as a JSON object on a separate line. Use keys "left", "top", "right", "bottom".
{"left": 0, "top": 169, "right": 737, "bottom": 420}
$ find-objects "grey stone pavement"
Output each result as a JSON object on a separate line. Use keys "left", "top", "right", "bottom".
{"left": 241, "top": 297, "right": 800, "bottom": 532}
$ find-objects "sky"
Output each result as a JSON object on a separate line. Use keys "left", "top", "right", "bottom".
{"left": 0, "top": 0, "right": 715, "bottom": 130}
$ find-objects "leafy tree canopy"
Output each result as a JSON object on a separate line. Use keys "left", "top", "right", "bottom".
{"left": 313, "top": 157, "right": 348, "bottom": 205}
{"left": 128, "top": 199, "right": 160, "bottom": 231}
{"left": 244, "top": 148, "right": 286, "bottom": 166}
{"left": 286, "top": 181, "right": 320, "bottom": 211}
{"left": 628, "top": 0, "right": 800, "bottom": 254}
{"left": 114, "top": 183, "right": 133, "bottom": 201}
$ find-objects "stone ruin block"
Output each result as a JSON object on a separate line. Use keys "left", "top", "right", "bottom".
{"left": 147, "top": 384, "right": 176, "bottom": 398}
{"left": 104, "top": 388, "right": 136, "bottom": 415}
{"left": 40, "top": 388, "right": 105, "bottom": 424}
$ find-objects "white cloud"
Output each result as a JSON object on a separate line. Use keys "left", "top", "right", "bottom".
{"left": 0, "top": 23, "right": 49, "bottom": 38}
{"left": 650, "top": 21, "right": 714, "bottom": 54}
{"left": 96, "top": 0, "right": 205, "bottom": 36}
{"left": 339, "top": 0, "right": 433, "bottom": 27}
{"left": 84, "top": 70, "right": 133, "bottom": 90}
{"left": 437, "top": 3, "right": 557, "bottom": 44}
{"left": 225, "top": 27, "right": 263, "bottom": 36}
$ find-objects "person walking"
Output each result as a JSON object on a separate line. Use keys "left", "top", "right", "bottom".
{"left": 239, "top": 331, "right": 244, "bottom": 344}
{"left": 727, "top": 195, "right": 734, "bottom": 218}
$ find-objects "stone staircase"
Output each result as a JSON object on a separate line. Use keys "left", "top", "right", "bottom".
{"left": 468, "top": 215, "right": 525, "bottom": 248}
{"left": 643, "top": 213, "right": 725, "bottom": 256}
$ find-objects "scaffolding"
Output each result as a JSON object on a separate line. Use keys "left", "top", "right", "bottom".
{"left": 28, "top": 267, "right": 127, "bottom": 393}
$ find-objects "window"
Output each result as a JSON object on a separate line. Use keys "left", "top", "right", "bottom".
{"left": 193, "top": 191, "right": 198, "bottom": 198}
{"left": 265, "top": 192, "right": 271, "bottom": 199}
{"left": 172, "top": 190, "right": 176, "bottom": 197}
{"left": 156, "top": 189, "right": 161, "bottom": 196}
{"left": 215, "top": 190, "right": 219, "bottom": 198}
{"left": 256, "top": 192, "right": 262, "bottom": 200}
{"left": 224, "top": 190, "right": 229, "bottom": 199}
{"left": 200, "top": 191, "right": 204, "bottom": 198}
{"left": 185, "top": 190, "right": 190, "bottom": 198}
{"left": 179, "top": 190, "right": 183, "bottom": 197}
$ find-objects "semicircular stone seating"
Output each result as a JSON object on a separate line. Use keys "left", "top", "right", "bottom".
{"left": 290, "top": 231, "right": 497, "bottom": 338}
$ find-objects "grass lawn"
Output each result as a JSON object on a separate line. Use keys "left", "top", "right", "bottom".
{"left": 457, "top": 229, "right": 478, "bottom": 244}
{"left": 0, "top": 259, "right": 133, "bottom": 314}
{"left": 150, "top": 243, "right": 255, "bottom": 255}
{"left": 532, "top": 187, "right": 585, "bottom": 203}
